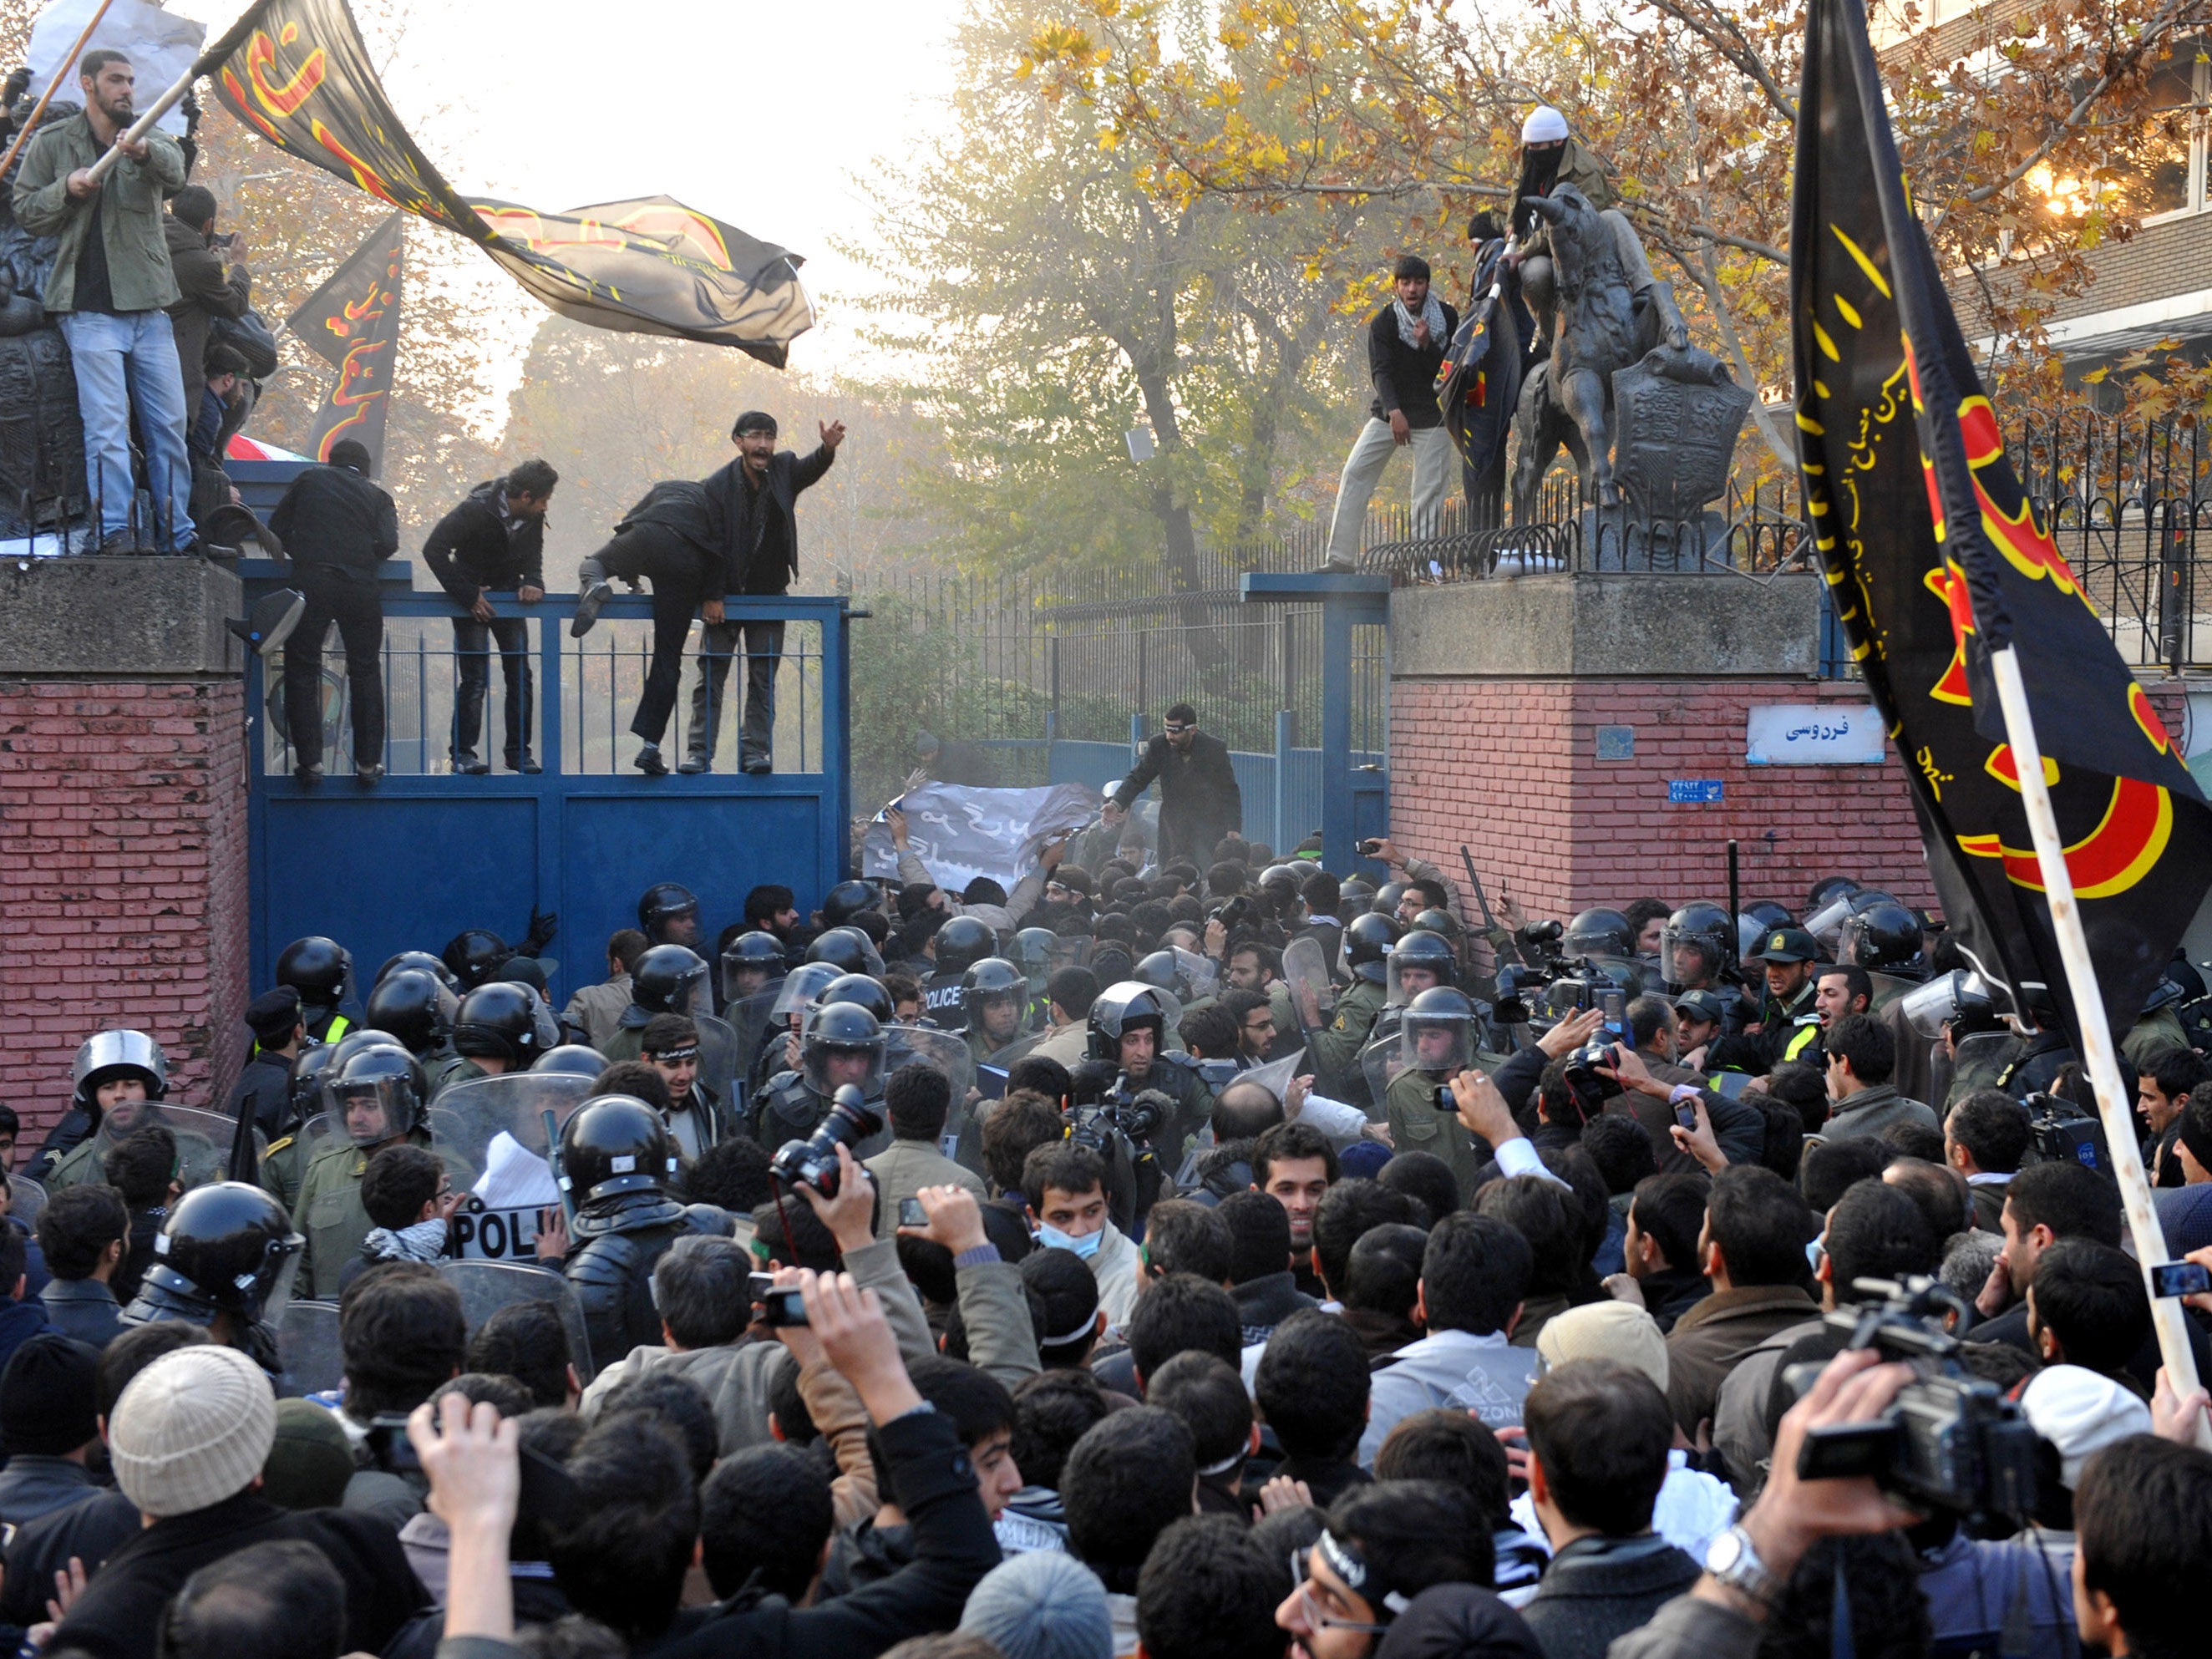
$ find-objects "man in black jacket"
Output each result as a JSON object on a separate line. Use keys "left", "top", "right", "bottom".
{"left": 266, "top": 440, "right": 399, "bottom": 784}
{"left": 1104, "top": 703, "right": 1243, "bottom": 865}
{"left": 222, "top": 987, "right": 302, "bottom": 1139}
{"left": 682, "top": 409, "right": 845, "bottom": 775}
{"left": 424, "top": 459, "right": 557, "bottom": 774}
{"left": 571, "top": 481, "right": 721, "bottom": 776}
{"left": 1322, "top": 254, "right": 1459, "bottom": 573}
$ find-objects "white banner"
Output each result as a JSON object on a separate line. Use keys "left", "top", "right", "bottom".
{"left": 861, "top": 780, "right": 1103, "bottom": 896}
{"left": 1745, "top": 703, "right": 1887, "bottom": 766}
{"left": 27, "top": 0, "right": 204, "bottom": 137}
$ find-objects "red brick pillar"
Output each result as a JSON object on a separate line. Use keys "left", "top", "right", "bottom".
{"left": 0, "top": 560, "right": 250, "bottom": 1141}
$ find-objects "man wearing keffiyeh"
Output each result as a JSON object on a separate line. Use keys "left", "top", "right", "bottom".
{"left": 1323, "top": 255, "right": 1460, "bottom": 571}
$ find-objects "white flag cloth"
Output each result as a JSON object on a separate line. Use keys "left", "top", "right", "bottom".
{"left": 27, "top": 0, "right": 205, "bottom": 136}
{"left": 862, "top": 781, "right": 1101, "bottom": 897}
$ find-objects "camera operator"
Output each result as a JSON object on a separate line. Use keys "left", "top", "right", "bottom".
{"left": 1085, "top": 983, "right": 1210, "bottom": 1185}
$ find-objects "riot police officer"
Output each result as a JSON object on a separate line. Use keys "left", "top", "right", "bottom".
{"left": 46, "top": 1033, "right": 221, "bottom": 1193}
{"left": 1382, "top": 987, "right": 1484, "bottom": 1197}
{"left": 120, "top": 1181, "right": 304, "bottom": 1377}
{"left": 1834, "top": 900, "right": 1928, "bottom": 992}
{"left": 276, "top": 936, "right": 356, "bottom": 1042}
{"left": 378, "top": 950, "right": 463, "bottom": 993}
{"left": 561, "top": 1095, "right": 728, "bottom": 1364}
{"left": 819, "top": 880, "right": 880, "bottom": 930}
{"left": 924, "top": 916, "right": 996, "bottom": 1022}
{"left": 1085, "top": 982, "right": 1210, "bottom": 1159}
{"left": 292, "top": 1041, "right": 468, "bottom": 1299}
{"left": 601, "top": 945, "right": 711, "bottom": 1063}
{"left": 364, "top": 967, "right": 459, "bottom": 1066}
{"left": 639, "top": 880, "right": 704, "bottom": 951}
{"left": 261, "top": 1044, "right": 336, "bottom": 1214}
{"left": 806, "top": 926, "right": 885, "bottom": 982}
{"left": 721, "top": 930, "right": 788, "bottom": 1009}
{"left": 432, "top": 982, "right": 549, "bottom": 1098}
{"left": 443, "top": 929, "right": 515, "bottom": 992}
{"left": 751, "top": 1001, "right": 890, "bottom": 1154}
{"left": 1563, "top": 907, "right": 1635, "bottom": 962}
{"left": 1302, "top": 911, "right": 1396, "bottom": 1103}
{"left": 1659, "top": 902, "right": 1736, "bottom": 995}
{"left": 961, "top": 958, "right": 1030, "bottom": 1066}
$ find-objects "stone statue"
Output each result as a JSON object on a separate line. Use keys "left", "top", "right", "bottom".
{"left": 1508, "top": 184, "right": 1748, "bottom": 530}
{"left": 0, "top": 94, "right": 86, "bottom": 539}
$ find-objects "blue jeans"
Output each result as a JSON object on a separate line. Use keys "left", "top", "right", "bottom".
{"left": 58, "top": 309, "right": 195, "bottom": 550}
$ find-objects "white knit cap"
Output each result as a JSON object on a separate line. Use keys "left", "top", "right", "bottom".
{"left": 108, "top": 1346, "right": 278, "bottom": 1518}
{"left": 1535, "top": 1300, "right": 1669, "bottom": 1391}
{"left": 2020, "top": 1364, "right": 2151, "bottom": 1489}
{"left": 1521, "top": 106, "right": 1570, "bottom": 145}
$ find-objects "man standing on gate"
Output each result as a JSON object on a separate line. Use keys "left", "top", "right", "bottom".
{"left": 682, "top": 410, "right": 845, "bottom": 775}
{"left": 424, "top": 459, "right": 557, "bottom": 774}
{"left": 1320, "top": 255, "right": 1458, "bottom": 573}
{"left": 268, "top": 439, "right": 398, "bottom": 784}
{"left": 13, "top": 51, "right": 196, "bottom": 553}
{"left": 1103, "top": 703, "right": 1242, "bottom": 865}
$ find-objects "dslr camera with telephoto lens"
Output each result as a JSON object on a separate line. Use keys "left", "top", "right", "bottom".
{"left": 769, "top": 1083, "right": 882, "bottom": 1197}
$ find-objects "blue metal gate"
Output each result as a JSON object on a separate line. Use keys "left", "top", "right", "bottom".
{"left": 239, "top": 535, "right": 851, "bottom": 1007}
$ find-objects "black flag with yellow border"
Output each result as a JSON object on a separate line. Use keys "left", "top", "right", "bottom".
{"left": 1789, "top": 0, "right": 2212, "bottom": 1050}
{"left": 212, "top": 0, "right": 813, "bottom": 363}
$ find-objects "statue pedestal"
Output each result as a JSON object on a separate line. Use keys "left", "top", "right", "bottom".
{"left": 0, "top": 557, "right": 250, "bottom": 1134}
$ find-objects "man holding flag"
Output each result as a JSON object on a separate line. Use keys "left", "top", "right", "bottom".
{"left": 1792, "top": 0, "right": 2212, "bottom": 1413}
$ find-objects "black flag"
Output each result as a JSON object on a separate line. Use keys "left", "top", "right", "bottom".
{"left": 212, "top": 0, "right": 813, "bottom": 363}
{"left": 288, "top": 212, "right": 402, "bottom": 469}
{"left": 1790, "top": 0, "right": 2212, "bottom": 1049}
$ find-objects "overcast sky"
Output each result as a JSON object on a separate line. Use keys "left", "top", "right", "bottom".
{"left": 168, "top": 0, "right": 962, "bottom": 385}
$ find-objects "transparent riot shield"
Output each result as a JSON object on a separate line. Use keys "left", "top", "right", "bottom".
{"left": 1282, "top": 936, "right": 1337, "bottom": 1034}
{"left": 1866, "top": 972, "right": 1920, "bottom": 1012}
{"left": 295, "top": 1111, "right": 338, "bottom": 1162}
{"left": 1171, "top": 947, "right": 1220, "bottom": 1003}
{"left": 1240, "top": 1050, "right": 1307, "bottom": 1105}
{"left": 279, "top": 1299, "right": 344, "bottom": 1396}
{"left": 7, "top": 1174, "right": 43, "bottom": 1229}
{"left": 89, "top": 1103, "right": 256, "bottom": 1193}
{"left": 1947, "top": 1029, "right": 2026, "bottom": 1103}
{"left": 727, "top": 987, "right": 783, "bottom": 1080}
{"left": 432, "top": 1073, "right": 595, "bottom": 1266}
{"left": 437, "top": 1258, "right": 598, "bottom": 1383}
{"left": 882, "top": 1024, "right": 979, "bottom": 1161}
{"left": 1360, "top": 1029, "right": 1408, "bottom": 1115}
{"left": 693, "top": 1013, "right": 742, "bottom": 1113}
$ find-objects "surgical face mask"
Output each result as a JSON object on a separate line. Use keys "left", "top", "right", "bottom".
{"left": 1038, "top": 1223, "right": 1103, "bottom": 1260}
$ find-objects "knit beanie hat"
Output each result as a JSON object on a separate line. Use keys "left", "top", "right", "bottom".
{"left": 109, "top": 1345, "right": 278, "bottom": 1517}
{"left": 261, "top": 1398, "right": 358, "bottom": 1511}
{"left": 2020, "top": 1364, "right": 2152, "bottom": 1489}
{"left": 1535, "top": 1301, "right": 1670, "bottom": 1392}
{"left": 961, "top": 1550, "right": 1114, "bottom": 1659}
{"left": 0, "top": 1332, "right": 101, "bottom": 1455}
{"left": 1337, "top": 1140, "right": 1393, "bottom": 1182}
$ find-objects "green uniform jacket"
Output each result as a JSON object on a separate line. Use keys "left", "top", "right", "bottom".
{"left": 13, "top": 112, "right": 186, "bottom": 314}
{"left": 48, "top": 1120, "right": 221, "bottom": 1194}
{"left": 260, "top": 1129, "right": 313, "bottom": 1216}
{"left": 294, "top": 1129, "right": 474, "bottom": 1300}
{"left": 2123, "top": 1007, "right": 2191, "bottom": 1073}
{"left": 1384, "top": 1065, "right": 1487, "bottom": 1203}
{"left": 600, "top": 1024, "right": 645, "bottom": 1064}
{"left": 430, "top": 1056, "right": 495, "bottom": 1101}
{"left": 1307, "top": 979, "right": 1387, "bottom": 1099}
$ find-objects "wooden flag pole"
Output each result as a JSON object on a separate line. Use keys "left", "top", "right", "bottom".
{"left": 0, "top": 0, "right": 118, "bottom": 182}
{"left": 1989, "top": 643, "right": 2209, "bottom": 1438}
{"left": 82, "top": 0, "right": 275, "bottom": 187}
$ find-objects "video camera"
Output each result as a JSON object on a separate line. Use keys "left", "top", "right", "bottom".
{"left": 2022, "top": 1091, "right": 2111, "bottom": 1175}
{"left": 1493, "top": 952, "right": 1628, "bottom": 1035}
{"left": 769, "top": 1083, "right": 883, "bottom": 1197}
{"left": 1783, "top": 1276, "right": 2037, "bottom": 1523}
{"left": 1068, "top": 1067, "right": 1169, "bottom": 1152}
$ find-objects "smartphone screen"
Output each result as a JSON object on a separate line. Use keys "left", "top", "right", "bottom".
{"left": 898, "top": 1197, "right": 928, "bottom": 1228}
{"left": 2151, "top": 1261, "right": 2212, "bottom": 1298}
{"left": 1599, "top": 988, "right": 1626, "bottom": 1039}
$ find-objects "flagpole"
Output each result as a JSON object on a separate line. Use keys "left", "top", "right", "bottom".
{"left": 1988, "top": 643, "right": 2208, "bottom": 1435}
{"left": 84, "top": 0, "right": 271, "bottom": 186}
{"left": 0, "top": 0, "right": 119, "bottom": 183}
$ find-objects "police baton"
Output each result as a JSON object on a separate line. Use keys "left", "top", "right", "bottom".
{"left": 1458, "top": 845, "right": 1499, "bottom": 933}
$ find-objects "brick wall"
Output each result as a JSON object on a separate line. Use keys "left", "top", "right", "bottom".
{"left": 0, "top": 679, "right": 250, "bottom": 1138}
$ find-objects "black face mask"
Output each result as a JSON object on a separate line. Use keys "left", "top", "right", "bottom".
{"left": 1513, "top": 146, "right": 1565, "bottom": 236}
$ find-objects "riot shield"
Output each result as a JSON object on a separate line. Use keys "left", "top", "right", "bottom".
{"left": 1171, "top": 947, "right": 1220, "bottom": 1003}
{"left": 694, "top": 1013, "right": 742, "bottom": 1112}
{"left": 1282, "top": 936, "right": 1337, "bottom": 1033}
{"left": 433, "top": 1073, "right": 595, "bottom": 1266}
{"left": 295, "top": 1111, "right": 338, "bottom": 1161}
{"left": 7, "top": 1174, "right": 43, "bottom": 1229}
{"left": 1947, "top": 1030, "right": 2026, "bottom": 1104}
{"left": 92, "top": 1103, "right": 256, "bottom": 1193}
{"left": 1360, "top": 1030, "right": 1408, "bottom": 1114}
{"left": 278, "top": 1299, "right": 344, "bottom": 1396}
{"left": 1048, "top": 934, "right": 1093, "bottom": 972}
{"left": 727, "top": 987, "right": 783, "bottom": 1082}
{"left": 882, "top": 1024, "right": 979, "bottom": 1160}
{"left": 437, "top": 1258, "right": 598, "bottom": 1383}
{"left": 1240, "top": 1050, "right": 1307, "bottom": 1105}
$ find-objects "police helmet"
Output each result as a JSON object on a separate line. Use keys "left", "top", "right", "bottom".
{"left": 1563, "top": 908, "right": 1634, "bottom": 959}
{"left": 803, "top": 1002, "right": 888, "bottom": 1098}
{"left": 2165, "top": 954, "right": 2209, "bottom": 1003}
{"left": 441, "top": 929, "right": 513, "bottom": 991}
{"left": 632, "top": 946, "right": 709, "bottom": 1015}
{"left": 287, "top": 1043, "right": 335, "bottom": 1124}
{"left": 560, "top": 1096, "right": 678, "bottom": 1206}
{"left": 1388, "top": 930, "right": 1458, "bottom": 1004}
{"left": 72, "top": 1030, "right": 169, "bottom": 1110}
{"left": 637, "top": 881, "right": 701, "bottom": 938}
{"left": 1134, "top": 950, "right": 1186, "bottom": 999}
{"left": 1256, "top": 865, "right": 1302, "bottom": 911}
{"left": 376, "top": 950, "right": 461, "bottom": 993}
{"left": 807, "top": 926, "right": 885, "bottom": 982}
{"left": 1372, "top": 881, "right": 1408, "bottom": 917}
{"left": 1805, "top": 876, "right": 1862, "bottom": 914}
{"left": 962, "top": 958, "right": 1027, "bottom": 1037}
{"left": 934, "top": 916, "right": 997, "bottom": 977}
{"left": 533, "top": 1044, "right": 611, "bottom": 1080}
{"left": 1012, "top": 928, "right": 1057, "bottom": 987}
{"left": 1410, "top": 907, "right": 1464, "bottom": 943}
{"left": 1087, "top": 982, "right": 1167, "bottom": 1063}
{"left": 1343, "top": 913, "right": 1400, "bottom": 986}
{"left": 1339, "top": 880, "right": 1377, "bottom": 922}
{"left": 815, "top": 972, "right": 895, "bottom": 1025}
{"left": 1836, "top": 900, "right": 1927, "bottom": 977}
{"left": 1805, "top": 886, "right": 1898, "bottom": 951}
{"left": 821, "top": 880, "right": 880, "bottom": 928}
{"left": 722, "top": 930, "right": 789, "bottom": 1002}
{"left": 324, "top": 1041, "right": 427, "bottom": 1146}
{"left": 1660, "top": 901, "right": 1736, "bottom": 987}
{"left": 141, "top": 1182, "right": 303, "bottom": 1322}
{"left": 276, "top": 936, "right": 351, "bottom": 1007}
{"left": 1399, "top": 986, "right": 1476, "bottom": 1078}
{"left": 1743, "top": 900, "right": 1793, "bottom": 931}
{"left": 363, "top": 969, "right": 456, "bottom": 1059}
{"left": 452, "top": 982, "right": 545, "bottom": 1064}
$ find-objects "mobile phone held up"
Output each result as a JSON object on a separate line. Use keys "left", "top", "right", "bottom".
{"left": 2151, "top": 1261, "right": 2211, "bottom": 1299}
{"left": 748, "top": 1271, "right": 809, "bottom": 1327}
{"left": 898, "top": 1196, "right": 928, "bottom": 1228}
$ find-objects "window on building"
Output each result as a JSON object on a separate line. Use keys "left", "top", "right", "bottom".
{"left": 2128, "top": 44, "right": 2202, "bottom": 217}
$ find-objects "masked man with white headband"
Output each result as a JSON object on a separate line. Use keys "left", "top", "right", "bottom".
{"left": 1322, "top": 253, "right": 1460, "bottom": 571}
